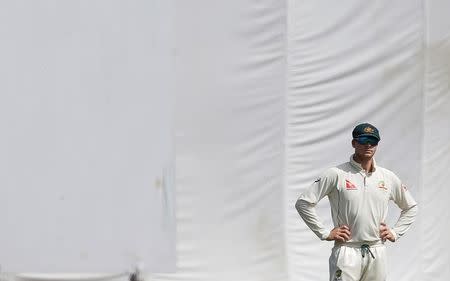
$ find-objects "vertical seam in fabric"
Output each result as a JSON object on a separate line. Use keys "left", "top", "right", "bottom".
{"left": 283, "top": 1, "right": 291, "bottom": 281}
{"left": 283, "top": 0, "right": 291, "bottom": 281}
{"left": 419, "top": 0, "right": 428, "bottom": 279}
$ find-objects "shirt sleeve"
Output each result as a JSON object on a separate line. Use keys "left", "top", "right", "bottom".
{"left": 295, "top": 168, "right": 338, "bottom": 240}
{"left": 389, "top": 174, "right": 418, "bottom": 239}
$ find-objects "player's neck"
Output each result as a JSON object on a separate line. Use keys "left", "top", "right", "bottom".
{"left": 353, "top": 154, "right": 374, "bottom": 172}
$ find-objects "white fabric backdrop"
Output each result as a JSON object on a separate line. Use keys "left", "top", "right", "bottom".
{"left": 0, "top": 0, "right": 176, "bottom": 274}
{"left": 286, "top": 1, "right": 424, "bottom": 280}
{"left": 166, "top": 0, "right": 449, "bottom": 281}
{"left": 1, "top": 0, "right": 449, "bottom": 280}
{"left": 422, "top": 0, "right": 450, "bottom": 279}
{"left": 153, "top": 1, "right": 287, "bottom": 281}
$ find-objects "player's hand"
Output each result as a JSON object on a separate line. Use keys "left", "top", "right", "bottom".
{"left": 379, "top": 222, "right": 395, "bottom": 242}
{"left": 327, "top": 225, "right": 351, "bottom": 242}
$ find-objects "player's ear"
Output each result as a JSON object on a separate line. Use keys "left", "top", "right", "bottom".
{"left": 351, "top": 139, "right": 356, "bottom": 148}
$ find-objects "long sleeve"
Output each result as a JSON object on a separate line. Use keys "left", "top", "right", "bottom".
{"left": 390, "top": 176, "right": 418, "bottom": 239}
{"left": 295, "top": 199, "right": 331, "bottom": 240}
{"left": 295, "top": 168, "right": 338, "bottom": 240}
{"left": 392, "top": 204, "right": 418, "bottom": 239}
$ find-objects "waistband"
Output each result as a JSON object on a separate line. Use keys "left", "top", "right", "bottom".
{"left": 334, "top": 240, "right": 385, "bottom": 248}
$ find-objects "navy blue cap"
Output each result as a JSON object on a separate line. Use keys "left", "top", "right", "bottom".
{"left": 352, "top": 123, "right": 380, "bottom": 141}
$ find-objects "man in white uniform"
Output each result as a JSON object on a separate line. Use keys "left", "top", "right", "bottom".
{"left": 295, "top": 123, "right": 418, "bottom": 281}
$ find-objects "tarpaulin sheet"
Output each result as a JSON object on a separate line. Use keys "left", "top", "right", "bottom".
{"left": 2, "top": 1, "right": 450, "bottom": 281}
{"left": 286, "top": 1, "right": 424, "bottom": 280}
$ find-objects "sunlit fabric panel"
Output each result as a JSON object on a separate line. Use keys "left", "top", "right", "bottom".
{"left": 1, "top": 0, "right": 450, "bottom": 280}
{"left": 421, "top": 0, "right": 450, "bottom": 279}
{"left": 286, "top": 1, "right": 424, "bottom": 280}
{"left": 0, "top": 0, "right": 176, "bottom": 275}
{"left": 153, "top": 1, "right": 287, "bottom": 281}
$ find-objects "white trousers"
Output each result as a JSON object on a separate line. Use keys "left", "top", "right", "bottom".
{"left": 329, "top": 243, "right": 387, "bottom": 281}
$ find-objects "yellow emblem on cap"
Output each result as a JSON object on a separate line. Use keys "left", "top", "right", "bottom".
{"left": 364, "top": 127, "right": 374, "bottom": 133}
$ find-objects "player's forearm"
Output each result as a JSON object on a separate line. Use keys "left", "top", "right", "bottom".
{"left": 392, "top": 204, "right": 418, "bottom": 238}
{"left": 295, "top": 199, "right": 330, "bottom": 240}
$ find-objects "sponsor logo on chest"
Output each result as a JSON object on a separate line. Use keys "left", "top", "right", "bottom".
{"left": 345, "top": 179, "right": 357, "bottom": 190}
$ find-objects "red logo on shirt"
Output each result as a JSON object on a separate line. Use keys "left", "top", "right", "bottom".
{"left": 345, "top": 179, "right": 357, "bottom": 190}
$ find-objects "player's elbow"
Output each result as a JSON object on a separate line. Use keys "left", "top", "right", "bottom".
{"left": 403, "top": 203, "right": 418, "bottom": 214}
{"left": 295, "top": 199, "right": 301, "bottom": 213}
{"left": 295, "top": 198, "right": 310, "bottom": 215}
{"left": 409, "top": 204, "right": 419, "bottom": 217}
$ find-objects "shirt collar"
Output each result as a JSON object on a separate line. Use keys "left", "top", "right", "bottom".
{"left": 350, "top": 154, "right": 377, "bottom": 173}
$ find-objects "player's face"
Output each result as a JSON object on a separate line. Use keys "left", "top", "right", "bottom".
{"left": 352, "top": 138, "right": 378, "bottom": 159}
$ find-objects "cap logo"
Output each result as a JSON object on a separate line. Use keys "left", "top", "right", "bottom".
{"left": 364, "top": 127, "right": 374, "bottom": 133}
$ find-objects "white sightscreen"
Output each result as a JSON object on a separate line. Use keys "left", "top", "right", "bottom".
{"left": 0, "top": 1, "right": 449, "bottom": 281}
{"left": 286, "top": 1, "right": 424, "bottom": 280}
{"left": 152, "top": 1, "right": 287, "bottom": 281}
{"left": 422, "top": 0, "right": 450, "bottom": 279}
{"left": 0, "top": 0, "right": 175, "bottom": 273}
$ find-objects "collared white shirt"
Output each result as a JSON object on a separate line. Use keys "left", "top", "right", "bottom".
{"left": 296, "top": 155, "right": 418, "bottom": 242}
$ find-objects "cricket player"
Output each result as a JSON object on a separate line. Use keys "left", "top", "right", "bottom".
{"left": 295, "top": 123, "right": 418, "bottom": 281}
